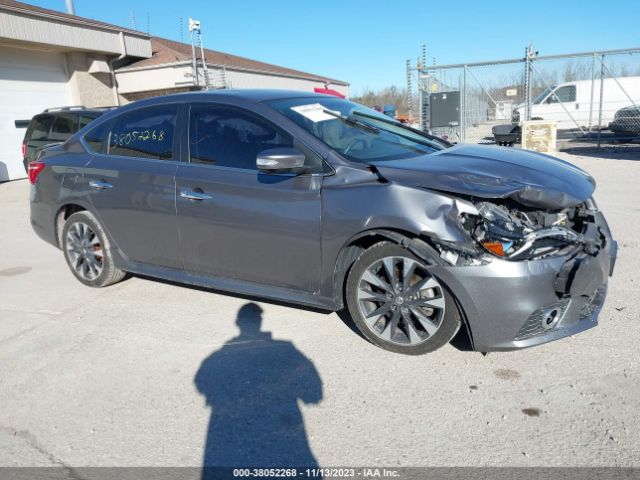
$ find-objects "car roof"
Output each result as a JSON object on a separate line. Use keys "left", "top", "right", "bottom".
{"left": 190, "top": 89, "right": 338, "bottom": 102}
{"left": 118, "top": 89, "right": 344, "bottom": 110}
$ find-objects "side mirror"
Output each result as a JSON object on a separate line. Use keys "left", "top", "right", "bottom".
{"left": 256, "top": 147, "right": 305, "bottom": 173}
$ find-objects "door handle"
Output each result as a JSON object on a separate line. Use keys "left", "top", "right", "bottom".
{"left": 180, "top": 189, "right": 212, "bottom": 201}
{"left": 89, "top": 179, "right": 113, "bottom": 190}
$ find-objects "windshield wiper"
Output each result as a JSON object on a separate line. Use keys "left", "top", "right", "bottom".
{"left": 322, "top": 109, "right": 380, "bottom": 133}
{"left": 351, "top": 110, "right": 450, "bottom": 147}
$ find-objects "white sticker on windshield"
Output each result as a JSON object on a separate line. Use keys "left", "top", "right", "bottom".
{"left": 291, "top": 103, "right": 338, "bottom": 123}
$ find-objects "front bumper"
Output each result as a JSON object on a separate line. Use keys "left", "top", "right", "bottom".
{"left": 431, "top": 212, "right": 616, "bottom": 352}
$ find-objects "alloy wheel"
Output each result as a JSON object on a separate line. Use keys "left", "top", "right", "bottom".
{"left": 65, "top": 221, "right": 104, "bottom": 281}
{"left": 356, "top": 256, "right": 445, "bottom": 346}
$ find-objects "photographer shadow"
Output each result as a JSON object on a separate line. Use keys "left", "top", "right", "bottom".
{"left": 195, "top": 303, "right": 322, "bottom": 475}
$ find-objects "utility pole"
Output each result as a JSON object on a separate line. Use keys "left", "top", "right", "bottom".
{"left": 189, "top": 18, "right": 210, "bottom": 90}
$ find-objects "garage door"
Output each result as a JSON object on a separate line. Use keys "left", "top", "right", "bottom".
{"left": 0, "top": 46, "right": 73, "bottom": 181}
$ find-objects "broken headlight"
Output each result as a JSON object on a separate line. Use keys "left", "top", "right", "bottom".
{"left": 469, "top": 202, "right": 583, "bottom": 260}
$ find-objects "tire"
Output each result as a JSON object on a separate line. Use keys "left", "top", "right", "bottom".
{"left": 345, "top": 242, "right": 461, "bottom": 355}
{"left": 61, "top": 211, "right": 126, "bottom": 288}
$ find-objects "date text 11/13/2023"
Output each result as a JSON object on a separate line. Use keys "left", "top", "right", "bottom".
{"left": 231, "top": 467, "right": 401, "bottom": 477}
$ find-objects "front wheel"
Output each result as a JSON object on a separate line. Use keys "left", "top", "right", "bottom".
{"left": 345, "top": 242, "right": 461, "bottom": 355}
{"left": 62, "top": 211, "right": 126, "bottom": 288}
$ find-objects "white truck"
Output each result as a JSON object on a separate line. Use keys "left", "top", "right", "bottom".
{"left": 512, "top": 76, "right": 640, "bottom": 129}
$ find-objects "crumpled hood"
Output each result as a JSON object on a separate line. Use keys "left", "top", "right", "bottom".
{"left": 370, "top": 144, "right": 595, "bottom": 209}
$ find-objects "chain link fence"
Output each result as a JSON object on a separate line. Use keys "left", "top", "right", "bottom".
{"left": 417, "top": 48, "right": 640, "bottom": 151}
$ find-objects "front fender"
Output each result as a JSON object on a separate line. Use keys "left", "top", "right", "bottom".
{"left": 320, "top": 172, "right": 474, "bottom": 301}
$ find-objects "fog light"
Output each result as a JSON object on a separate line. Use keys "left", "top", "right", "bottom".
{"left": 541, "top": 307, "right": 561, "bottom": 330}
{"left": 515, "top": 298, "right": 571, "bottom": 340}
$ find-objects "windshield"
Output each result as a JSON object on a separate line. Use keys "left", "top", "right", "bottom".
{"left": 533, "top": 86, "right": 555, "bottom": 105}
{"left": 267, "top": 97, "right": 446, "bottom": 163}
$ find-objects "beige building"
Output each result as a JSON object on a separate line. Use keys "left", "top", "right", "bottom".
{"left": 0, "top": 1, "right": 349, "bottom": 182}
{"left": 0, "top": 0, "right": 152, "bottom": 181}
{"left": 115, "top": 37, "right": 349, "bottom": 102}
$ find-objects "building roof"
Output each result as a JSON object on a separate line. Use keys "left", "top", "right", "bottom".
{"left": 118, "top": 37, "right": 349, "bottom": 86}
{"left": 0, "top": 0, "right": 148, "bottom": 37}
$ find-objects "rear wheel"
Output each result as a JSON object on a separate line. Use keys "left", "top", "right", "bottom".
{"left": 345, "top": 242, "right": 460, "bottom": 355}
{"left": 62, "top": 211, "right": 125, "bottom": 287}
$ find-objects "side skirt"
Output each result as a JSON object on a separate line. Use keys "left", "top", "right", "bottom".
{"left": 114, "top": 255, "right": 336, "bottom": 311}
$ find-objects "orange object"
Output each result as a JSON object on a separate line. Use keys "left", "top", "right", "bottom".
{"left": 482, "top": 241, "right": 505, "bottom": 256}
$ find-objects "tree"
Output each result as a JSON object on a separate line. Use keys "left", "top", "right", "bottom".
{"left": 352, "top": 86, "right": 410, "bottom": 115}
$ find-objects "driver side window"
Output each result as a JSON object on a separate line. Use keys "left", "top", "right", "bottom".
{"left": 189, "top": 104, "right": 292, "bottom": 170}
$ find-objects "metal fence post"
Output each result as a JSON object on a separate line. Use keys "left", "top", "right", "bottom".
{"left": 423, "top": 45, "right": 429, "bottom": 131}
{"left": 406, "top": 59, "right": 413, "bottom": 122}
{"left": 461, "top": 65, "right": 467, "bottom": 143}
{"left": 524, "top": 45, "right": 531, "bottom": 121}
{"left": 597, "top": 54, "right": 605, "bottom": 148}
{"left": 528, "top": 48, "right": 534, "bottom": 121}
{"left": 588, "top": 52, "right": 596, "bottom": 132}
{"left": 418, "top": 73, "right": 424, "bottom": 131}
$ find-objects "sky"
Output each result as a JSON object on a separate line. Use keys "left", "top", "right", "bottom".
{"left": 26, "top": 0, "right": 640, "bottom": 94}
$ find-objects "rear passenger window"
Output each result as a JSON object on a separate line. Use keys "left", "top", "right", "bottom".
{"left": 108, "top": 105, "right": 177, "bottom": 160}
{"left": 84, "top": 120, "right": 111, "bottom": 154}
{"left": 49, "top": 114, "right": 76, "bottom": 141}
{"left": 30, "top": 115, "right": 54, "bottom": 140}
{"left": 189, "top": 104, "right": 292, "bottom": 170}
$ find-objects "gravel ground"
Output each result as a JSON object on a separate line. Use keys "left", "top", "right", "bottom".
{"left": 0, "top": 149, "right": 639, "bottom": 468}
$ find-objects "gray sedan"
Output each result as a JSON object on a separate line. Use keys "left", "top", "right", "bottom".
{"left": 29, "top": 90, "right": 616, "bottom": 354}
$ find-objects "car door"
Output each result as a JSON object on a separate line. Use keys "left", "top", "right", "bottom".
{"left": 175, "top": 102, "right": 323, "bottom": 293}
{"left": 82, "top": 104, "right": 182, "bottom": 269}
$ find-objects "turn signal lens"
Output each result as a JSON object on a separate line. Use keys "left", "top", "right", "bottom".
{"left": 28, "top": 162, "right": 45, "bottom": 185}
{"left": 482, "top": 241, "right": 506, "bottom": 257}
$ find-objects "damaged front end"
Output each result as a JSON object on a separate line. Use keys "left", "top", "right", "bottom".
{"left": 362, "top": 144, "right": 616, "bottom": 351}
{"left": 468, "top": 199, "right": 604, "bottom": 261}
{"left": 431, "top": 196, "right": 609, "bottom": 266}
{"left": 425, "top": 195, "right": 617, "bottom": 352}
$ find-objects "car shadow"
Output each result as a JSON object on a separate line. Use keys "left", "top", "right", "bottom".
{"left": 134, "top": 274, "right": 332, "bottom": 316}
{"left": 137, "top": 274, "right": 473, "bottom": 352}
{"left": 195, "top": 303, "right": 323, "bottom": 477}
